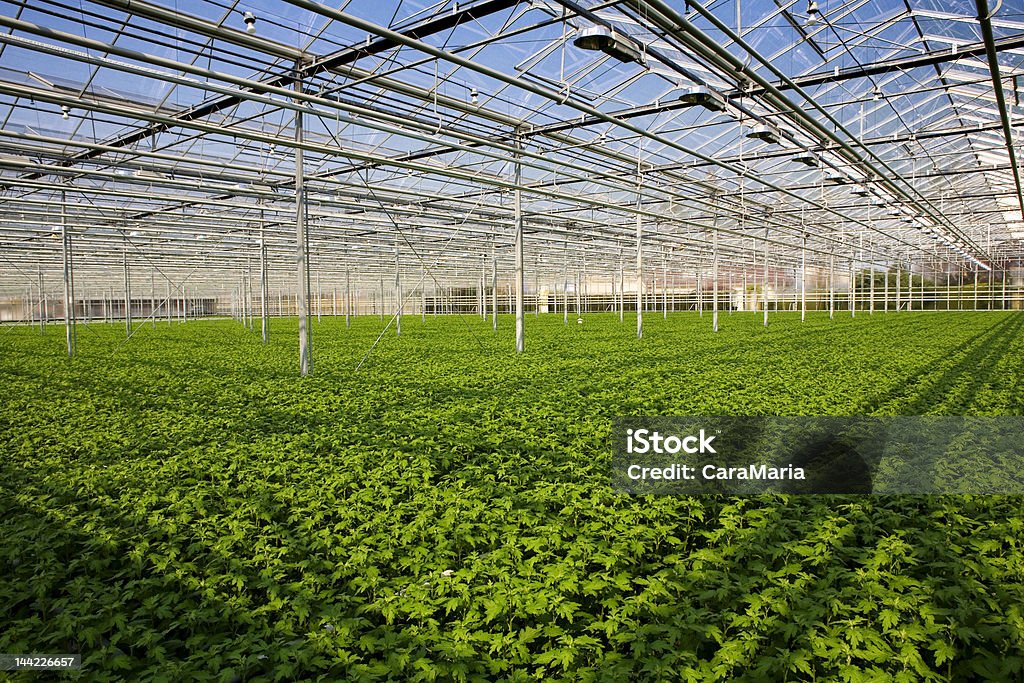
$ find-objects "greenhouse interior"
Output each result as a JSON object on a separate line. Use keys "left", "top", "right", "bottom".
{"left": 1, "top": 0, "right": 1023, "bottom": 679}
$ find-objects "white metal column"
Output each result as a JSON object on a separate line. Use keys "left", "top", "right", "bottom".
{"left": 514, "top": 133, "right": 525, "bottom": 353}
{"left": 295, "top": 67, "right": 312, "bottom": 376}
{"left": 123, "top": 243, "right": 131, "bottom": 338}
{"left": 762, "top": 229, "right": 769, "bottom": 328}
{"left": 712, "top": 228, "right": 719, "bottom": 332}
{"left": 60, "top": 191, "right": 74, "bottom": 356}
{"left": 491, "top": 243, "right": 498, "bottom": 330}
{"left": 662, "top": 254, "right": 668, "bottom": 320}
{"left": 259, "top": 203, "right": 268, "bottom": 341}
{"left": 618, "top": 252, "right": 624, "bottom": 324}
{"left": 395, "top": 240, "right": 402, "bottom": 336}
{"left": 635, "top": 206, "right": 643, "bottom": 340}
{"left": 800, "top": 234, "right": 806, "bottom": 322}
{"left": 346, "top": 267, "right": 352, "bottom": 327}
{"left": 828, "top": 253, "right": 835, "bottom": 319}
{"left": 850, "top": 260, "right": 856, "bottom": 318}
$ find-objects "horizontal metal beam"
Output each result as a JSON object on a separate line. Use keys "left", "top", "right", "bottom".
{"left": 768, "top": 31, "right": 1024, "bottom": 92}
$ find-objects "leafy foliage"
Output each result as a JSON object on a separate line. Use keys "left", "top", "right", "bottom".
{"left": 1, "top": 312, "right": 1022, "bottom": 681}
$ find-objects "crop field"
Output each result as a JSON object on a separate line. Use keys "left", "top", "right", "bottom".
{"left": 2, "top": 313, "right": 1023, "bottom": 681}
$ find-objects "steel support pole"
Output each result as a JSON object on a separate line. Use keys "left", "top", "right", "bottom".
{"left": 800, "top": 235, "right": 806, "bottom": 321}
{"left": 562, "top": 248, "right": 569, "bottom": 326}
{"left": 828, "top": 253, "right": 835, "bottom": 319}
{"left": 151, "top": 270, "right": 157, "bottom": 329}
{"left": 581, "top": 255, "right": 587, "bottom": 314}
{"left": 712, "top": 229, "right": 719, "bottom": 332}
{"left": 491, "top": 244, "right": 498, "bottom": 330}
{"left": 575, "top": 272, "right": 581, "bottom": 317}
{"left": 259, "top": 203, "right": 268, "bottom": 342}
{"left": 662, "top": 256, "right": 668, "bottom": 320}
{"left": 61, "top": 193, "right": 74, "bottom": 356}
{"left": 763, "top": 230, "right": 769, "bottom": 328}
{"left": 395, "top": 241, "right": 402, "bottom": 336}
{"left": 295, "top": 66, "right": 312, "bottom": 376}
{"left": 344, "top": 267, "right": 352, "bottom": 327}
{"left": 697, "top": 268, "right": 703, "bottom": 317}
{"left": 618, "top": 252, "right": 624, "bottom": 323}
{"left": 850, "top": 261, "right": 856, "bottom": 317}
{"left": 636, "top": 201, "right": 643, "bottom": 340}
{"left": 244, "top": 275, "right": 251, "bottom": 325}
{"left": 246, "top": 272, "right": 252, "bottom": 327}
{"left": 480, "top": 254, "right": 487, "bottom": 321}
{"left": 66, "top": 200, "right": 77, "bottom": 344}
{"left": 752, "top": 265, "right": 756, "bottom": 314}
{"left": 610, "top": 264, "right": 615, "bottom": 318}
{"left": 123, "top": 243, "right": 131, "bottom": 338}
{"left": 514, "top": 133, "right": 525, "bottom": 353}
{"left": 38, "top": 265, "right": 45, "bottom": 335}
